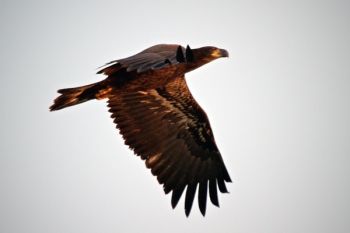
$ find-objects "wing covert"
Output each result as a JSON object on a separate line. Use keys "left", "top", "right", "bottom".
{"left": 97, "top": 45, "right": 185, "bottom": 75}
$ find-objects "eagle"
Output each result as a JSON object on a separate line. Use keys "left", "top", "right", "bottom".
{"left": 50, "top": 44, "right": 231, "bottom": 216}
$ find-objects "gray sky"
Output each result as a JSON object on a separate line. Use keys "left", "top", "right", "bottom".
{"left": 1, "top": 0, "right": 349, "bottom": 232}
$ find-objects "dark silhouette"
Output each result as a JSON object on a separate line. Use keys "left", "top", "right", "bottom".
{"left": 50, "top": 44, "right": 231, "bottom": 216}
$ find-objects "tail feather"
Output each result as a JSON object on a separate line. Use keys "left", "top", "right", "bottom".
{"left": 50, "top": 83, "right": 99, "bottom": 111}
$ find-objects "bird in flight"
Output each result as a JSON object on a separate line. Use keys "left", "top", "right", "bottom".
{"left": 50, "top": 44, "right": 231, "bottom": 216}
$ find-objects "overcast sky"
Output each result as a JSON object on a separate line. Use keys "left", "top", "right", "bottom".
{"left": 1, "top": 0, "right": 349, "bottom": 233}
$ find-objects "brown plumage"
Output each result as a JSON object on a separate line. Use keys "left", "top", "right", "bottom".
{"left": 50, "top": 44, "right": 231, "bottom": 216}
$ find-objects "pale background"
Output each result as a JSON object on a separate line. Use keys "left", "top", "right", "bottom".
{"left": 1, "top": 0, "right": 349, "bottom": 233}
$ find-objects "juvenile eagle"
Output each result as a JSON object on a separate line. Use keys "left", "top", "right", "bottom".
{"left": 50, "top": 44, "right": 231, "bottom": 216}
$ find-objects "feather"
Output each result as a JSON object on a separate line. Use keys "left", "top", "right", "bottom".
{"left": 185, "top": 183, "right": 197, "bottom": 217}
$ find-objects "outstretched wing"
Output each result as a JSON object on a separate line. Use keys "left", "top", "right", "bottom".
{"left": 107, "top": 76, "right": 231, "bottom": 216}
{"left": 97, "top": 44, "right": 185, "bottom": 75}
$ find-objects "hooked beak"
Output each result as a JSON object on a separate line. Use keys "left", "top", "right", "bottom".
{"left": 219, "top": 49, "right": 229, "bottom": 57}
{"left": 211, "top": 48, "right": 229, "bottom": 58}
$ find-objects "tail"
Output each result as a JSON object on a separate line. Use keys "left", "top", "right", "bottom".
{"left": 50, "top": 82, "right": 105, "bottom": 111}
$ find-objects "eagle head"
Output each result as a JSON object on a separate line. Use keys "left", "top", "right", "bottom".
{"left": 184, "top": 46, "right": 229, "bottom": 72}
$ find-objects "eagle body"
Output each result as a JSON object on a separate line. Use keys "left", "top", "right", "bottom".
{"left": 50, "top": 44, "right": 231, "bottom": 216}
